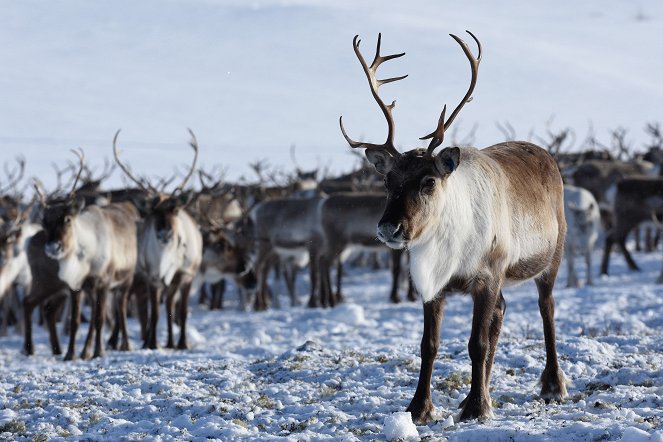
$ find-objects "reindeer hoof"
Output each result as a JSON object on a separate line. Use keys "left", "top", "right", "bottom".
{"left": 540, "top": 368, "right": 568, "bottom": 402}
{"left": 63, "top": 352, "right": 76, "bottom": 362}
{"left": 458, "top": 394, "right": 493, "bottom": 422}
{"left": 406, "top": 398, "right": 436, "bottom": 424}
{"left": 177, "top": 341, "right": 188, "bottom": 350}
{"left": 119, "top": 342, "right": 132, "bottom": 352}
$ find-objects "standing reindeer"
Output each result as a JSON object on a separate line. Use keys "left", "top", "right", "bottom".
{"left": 563, "top": 185, "right": 600, "bottom": 287}
{"left": 40, "top": 150, "right": 139, "bottom": 360}
{"left": 318, "top": 192, "right": 414, "bottom": 305}
{"left": 340, "top": 32, "right": 567, "bottom": 422}
{"left": 113, "top": 130, "right": 202, "bottom": 350}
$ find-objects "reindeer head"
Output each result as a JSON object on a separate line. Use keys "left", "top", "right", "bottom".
{"left": 202, "top": 227, "right": 254, "bottom": 281}
{"left": 40, "top": 149, "right": 87, "bottom": 259}
{"left": 340, "top": 32, "right": 481, "bottom": 249}
{"left": 113, "top": 129, "right": 199, "bottom": 246}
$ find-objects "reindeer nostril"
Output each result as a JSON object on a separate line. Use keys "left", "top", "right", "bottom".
{"left": 393, "top": 223, "right": 403, "bottom": 236}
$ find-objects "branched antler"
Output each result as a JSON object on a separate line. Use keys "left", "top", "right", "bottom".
{"left": 339, "top": 34, "right": 407, "bottom": 158}
{"left": 421, "top": 31, "right": 482, "bottom": 156}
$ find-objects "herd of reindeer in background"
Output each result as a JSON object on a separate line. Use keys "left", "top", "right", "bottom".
{"left": 0, "top": 118, "right": 662, "bottom": 361}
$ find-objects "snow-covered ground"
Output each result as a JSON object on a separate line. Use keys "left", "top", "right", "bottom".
{"left": 1, "top": 1, "right": 662, "bottom": 188}
{"left": 1, "top": 246, "right": 663, "bottom": 441}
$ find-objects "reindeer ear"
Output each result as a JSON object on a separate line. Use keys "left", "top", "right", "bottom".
{"left": 434, "top": 147, "right": 460, "bottom": 175}
{"left": 365, "top": 149, "right": 395, "bottom": 176}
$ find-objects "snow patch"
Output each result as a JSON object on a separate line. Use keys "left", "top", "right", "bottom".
{"left": 383, "top": 412, "right": 419, "bottom": 441}
{"left": 327, "top": 303, "right": 367, "bottom": 326}
{"left": 620, "top": 427, "right": 653, "bottom": 442}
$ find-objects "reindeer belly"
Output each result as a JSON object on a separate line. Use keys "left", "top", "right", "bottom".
{"left": 274, "top": 247, "right": 310, "bottom": 268}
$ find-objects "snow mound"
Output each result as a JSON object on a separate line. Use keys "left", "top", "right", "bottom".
{"left": 619, "top": 427, "right": 652, "bottom": 442}
{"left": 327, "top": 303, "right": 366, "bottom": 326}
{"left": 0, "top": 409, "right": 17, "bottom": 426}
{"left": 383, "top": 412, "right": 419, "bottom": 441}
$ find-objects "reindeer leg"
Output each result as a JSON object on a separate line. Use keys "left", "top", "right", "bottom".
{"left": 334, "top": 259, "right": 344, "bottom": 305}
{"left": 566, "top": 243, "right": 579, "bottom": 288}
{"left": 64, "top": 290, "right": 82, "bottom": 361}
{"left": 44, "top": 295, "right": 64, "bottom": 356}
{"left": 199, "top": 281, "right": 209, "bottom": 307}
{"left": 177, "top": 278, "right": 193, "bottom": 350}
{"left": 22, "top": 287, "right": 42, "bottom": 356}
{"left": 107, "top": 293, "right": 120, "bottom": 350}
{"left": 145, "top": 284, "right": 161, "bottom": 350}
{"left": 92, "top": 284, "right": 108, "bottom": 359}
{"left": 459, "top": 291, "right": 506, "bottom": 410}
{"left": 535, "top": 273, "right": 568, "bottom": 402}
{"left": 600, "top": 233, "right": 614, "bottom": 275}
{"left": 310, "top": 254, "right": 325, "bottom": 309}
{"left": 80, "top": 290, "right": 98, "bottom": 361}
{"left": 618, "top": 236, "right": 641, "bottom": 271}
{"left": 459, "top": 279, "right": 500, "bottom": 422}
{"left": 406, "top": 294, "right": 445, "bottom": 424}
{"left": 118, "top": 281, "right": 132, "bottom": 351}
{"left": 390, "top": 249, "right": 402, "bottom": 303}
{"left": 213, "top": 280, "right": 226, "bottom": 310}
{"left": 164, "top": 273, "right": 183, "bottom": 349}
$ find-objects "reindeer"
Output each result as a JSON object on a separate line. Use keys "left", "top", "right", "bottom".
{"left": 22, "top": 229, "right": 71, "bottom": 356}
{"left": 318, "top": 192, "right": 415, "bottom": 305}
{"left": 0, "top": 213, "right": 40, "bottom": 336}
{"left": 600, "top": 177, "right": 663, "bottom": 276}
{"left": 339, "top": 32, "right": 568, "bottom": 422}
{"left": 563, "top": 185, "right": 600, "bottom": 287}
{"left": 194, "top": 205, "right": 257, "bottom": 310}
{"left": 250, "top": 196, "right": 325, "bottom": 309}
{"left": 40, "top": 150, "right": 140, "bottom": 360}
{"left": 113, "top": 129, "right": 202, "bottom": 350}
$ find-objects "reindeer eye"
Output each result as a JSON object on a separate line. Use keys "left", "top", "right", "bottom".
{"left": 421, "top": 177, "right": 436, "bottom": 191}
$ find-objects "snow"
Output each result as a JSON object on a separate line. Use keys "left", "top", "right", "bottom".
{"left": 383, "top": 412, "right": 419, "bottom": 441}
{"left": 1, "top": 247, "right": 663, "bottom": 440}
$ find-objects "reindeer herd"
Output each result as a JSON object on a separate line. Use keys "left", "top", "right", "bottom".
{"left": 0, "top": 122, "right": 414, "bottom": 362}
{"left": 0, "top": 31, "right": 661, "bottom": 424}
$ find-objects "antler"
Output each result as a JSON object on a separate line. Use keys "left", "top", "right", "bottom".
{"left": 339, "top": 34, "right": 407, "bottom": 158}
{"left": 421, "top": 30, "right": 482, "bottom": 156}
{"left": 33, "top": 178, "right": 48, "bottom": 208}
{"left": 68, "top": 148, "right": 86, "bottom": 199}
{"left": 1, "top": 156, "right": 26, "bottom": 195}
{"left": 172, "top": 128, "right": 199, "bottom": 195}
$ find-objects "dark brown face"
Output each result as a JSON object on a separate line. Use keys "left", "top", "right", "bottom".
{"left": 43, "top": 201, "right": 81, "bottom": 259}
{"left": 367, "top": 147, "right": 460, "bottom": 249}
{"left": 150, "top": 196, "right": 180, "bottom": 245}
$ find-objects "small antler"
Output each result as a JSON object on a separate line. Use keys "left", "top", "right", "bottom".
{"left": 68, "top": 148, "right": 86, "bottom": 199}
{"left": 339, "top": 34, "right": 407, "bottom": 158}
{"left": 172, "top": 128, "right": 199, "bottom": 195}
{"left": 33, "top": 178, "right": 48, "bottom": 208}
{"left": 421, "top": 31, "right": 482, "bottom": 156}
